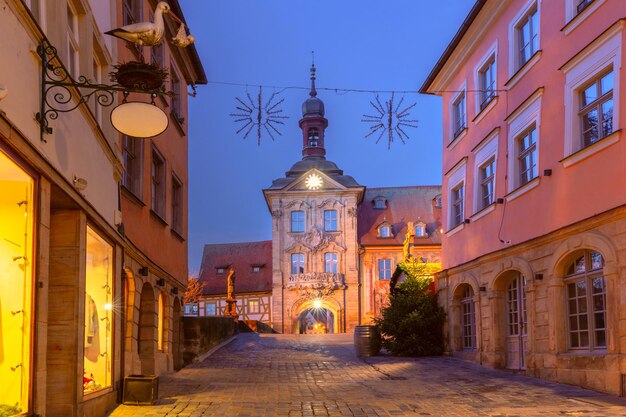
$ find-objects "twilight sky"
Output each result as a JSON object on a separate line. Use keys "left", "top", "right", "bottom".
{"left": 182, "top": 1, "right": 474, "bottom": 276}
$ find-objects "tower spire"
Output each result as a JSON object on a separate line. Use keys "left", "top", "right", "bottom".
{"left": 310, "top": 52, "right": 317, "bottom": 97}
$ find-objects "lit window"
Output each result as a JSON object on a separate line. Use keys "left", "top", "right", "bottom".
{"left": 565, "top": 250, "right": 606, "bottom": 350}
{"left": 205, "top": 303, "right": 216, "bottom": 316}
{"left": 122, "top": 135, "right": 143, "bottom": 198}
{"left": 478, "top": 55, "right": 496, "bottom": 111}
{"left": 248, "top": 300, "right": 260, "bottom": 314}
{"left": 461, "top": 285, "right": 476, "bottom": 350}
{"left": 324, "top": 210, "right": 337, "bottom": 231}
{"left": 324, "top": 253, "right": 338, "bottom": 273}
{"left": 515, "top": 4, "right": 539, "bottom": 70}
{"left": 479, "top": 157, "right": 495, "bottom": 209}
{"left": 291, "top": 253, "right": 305, "bottom": 274}
{"left": 84, "top": 227, "right": 113, "bottom": 393}
{"left": 579, "top": 69, "right": 613, "bottom": 148}
{"left": 379, "top": 225, "right": 391, "bottom": 238}
{"left": 451, "top": 183, "right": 464, "bottom": 228}
{"left": 157, "top": 292, "right": 164, "bottom": 350}
{"left": 151, "top": 147, "right": 166, "bottom": 219}
{"left": 378, "top": 259, "right": 392, "bottom": 280}
{"left": 171, "top": 174, "right": 183, "bottom": 234}
{"left": 452, "top": 91, "right": 466, "bottom": 139}
{"left": 517, "top": 126, "right": 537, "bottom": 186}
{"left": 308, "top": 128, "right": 319, "bottom": 147}
{"left": 291, "top": 211, "right": 304, "bottom": 233}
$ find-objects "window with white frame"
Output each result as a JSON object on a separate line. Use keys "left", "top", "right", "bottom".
{"left": 66, "top": 2, "right": 79, "bottom": 78}
{"left": 461, "top": 285, "right": 476, "bottom": 350}
{"left": 446, "top": 160, "right": 466, "bottom": 230}
{"left": 563, "top": 28, "right": 619, "bottom": 158}
{"left": 205, "top": 303, "right": 216, "bottom": 316}
{"left": 379, "top": 225, "right": 391, "bottom": 238}
{"left": 478, "top": 55, "right": 496, "bottom": 111}
{"left": 122, "top": 135, "right": 143, "bottom": 197}
{"left": 151, "top": 146, "right": 166, "bottom": 218}
{"left": 579, "top": 69, "right": 613, "bottom": 148}
{"left": 415, "top": 223, "right": 426, "bottom": 237}
{"left": 451, "top": 183, "right": 465, "bottom": 227}
{"left": 324, "top": 210, "right": 337, "bottom": 231}
{"left": 291, "top": 253, "right": 305, "bottom": 274}
{"left": 290, "top": 211, "right": 304, "bottom": 232}
{"left": 507, "top": 90, "right": 541, "bottom": 193}
{"left": 516, "top": 125, "right": 538, "bottom": 187}
{"left": 565, "top": 250, "right": 606, "bottom": 351}
{"left": 91, "top": 49, "right": 104, "bottom": 123}
{"left": 324, "top": 253, "right": 338, "bottom": 273}
{"left": 248, "top": 300, "right": 260, "bottom": 314}
{"left": 24, "top": 0, "right": 43, "bottom": 23}
{"left": 479, "top": 157, "right": 495, "bottom": 210}
{"left": 451, "top": 89, "right": 466, "bottom": 139}
{"left": 514, "top": 3, "right": 539, "bottom": 71}
{"left": 378, "top": 259, "right": 392, "bottom": 280}
{"left": 472, "top": 131, "right": 497, "bottom": 214}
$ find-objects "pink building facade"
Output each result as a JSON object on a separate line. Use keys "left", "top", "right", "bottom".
{"left": 422, "top": 0, "right": 626, "bottom": 395}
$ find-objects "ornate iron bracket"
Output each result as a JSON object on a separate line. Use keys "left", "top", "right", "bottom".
{"left": 36, "top": 39, "right": 169, "bottom": 142}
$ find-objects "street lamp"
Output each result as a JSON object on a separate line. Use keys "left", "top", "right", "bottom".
{"left": 36, "top": 39, "right": 170, "bottom": 142}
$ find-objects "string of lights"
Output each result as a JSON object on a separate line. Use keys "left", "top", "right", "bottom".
{"left": 205, "top": 80, "right": 507, "bottom": 95}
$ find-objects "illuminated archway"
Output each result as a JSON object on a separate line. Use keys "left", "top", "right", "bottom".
{"left": 291, "top": 297, "right": 342, "bottom": 334}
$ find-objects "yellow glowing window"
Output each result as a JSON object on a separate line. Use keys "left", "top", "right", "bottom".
{"left": 0, "top": 151, "right": 34, "bottom": 414}
{"left": 158, "top": 292, "right": 164, "bottom": 350}
{"left": 84, "top": 226, "right": 113, "bottom": 394}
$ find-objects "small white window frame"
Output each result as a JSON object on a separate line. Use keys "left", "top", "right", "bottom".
{"left": 507, "top": 90, "right": 542, "bottom": 194}
{"left": 562, "top": 27, "right": 621, "bottom": 161}
{"left": 473, "top": 41, "right": 498, "bottom": 118}
{"left": 508, "top": 0, "right": 540, "bottom": 77}
{"left": 449, "top": 81, "right": 467, "bottom": 145}
{"left": 472, "top": 131, "right": 498, "bottom": 216}
{"left": 446, "top": 159, "right": 467, "bottom": 233}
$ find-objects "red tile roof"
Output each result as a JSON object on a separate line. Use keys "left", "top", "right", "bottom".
{"left": 198, "top": 241, "right": 272, "bottom": 295}
{"left": 357, "top": 186, "right": 442, "bottom": 246}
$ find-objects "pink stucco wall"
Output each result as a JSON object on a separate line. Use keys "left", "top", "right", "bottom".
{"left": 430, "top": 0, "right": 626, "bottom": 268}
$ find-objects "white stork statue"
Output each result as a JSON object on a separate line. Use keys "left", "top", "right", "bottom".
{"left": 105, "top": 1, "right": 183, "bottom": 47}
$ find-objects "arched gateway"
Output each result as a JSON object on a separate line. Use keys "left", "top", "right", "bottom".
{"left": 292, "top": 297, "right": 342, "bottom": 334}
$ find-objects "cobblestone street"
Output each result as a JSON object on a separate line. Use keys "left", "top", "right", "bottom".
{"left": 108, "top": 333, "right": 626, "bottom": 417}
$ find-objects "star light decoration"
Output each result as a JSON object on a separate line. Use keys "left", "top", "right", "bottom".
{"left": 230, "top": 86, "right": 288, "bottom": 145}
{"left": 362, "top": 92, "right": 418, "bottom": 149}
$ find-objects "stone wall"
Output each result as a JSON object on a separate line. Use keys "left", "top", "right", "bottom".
{"left": 182, "top": 316, "right": 236, "bottom": 366}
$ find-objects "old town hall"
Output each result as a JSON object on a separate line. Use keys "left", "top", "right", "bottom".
{"left": 197, "top": 66, "right": 442, "bottom": 333}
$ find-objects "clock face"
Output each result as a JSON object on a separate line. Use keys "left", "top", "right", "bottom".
{"left": 305, "top": 173, "right": 323, "bottom": 190}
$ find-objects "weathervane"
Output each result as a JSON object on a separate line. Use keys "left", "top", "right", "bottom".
{"left": 362, "top": 92, "right": 418, "bottom": 149}
{"left": 230, "top": 86, "right": 288, "bottom": 145}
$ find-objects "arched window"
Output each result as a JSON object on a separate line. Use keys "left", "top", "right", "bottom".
{"left": 308, "top": 128, "right": 319, "bottom": 147}
{"left": 460, "top": 285, "right": 476, "bottom": 350}
{"left": 565, "top": 250, "right": 606, "bottom": 350}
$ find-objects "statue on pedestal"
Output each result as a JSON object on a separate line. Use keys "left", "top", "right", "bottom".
{"left": 225, "top": 268, "right": 239, "bottom": 321}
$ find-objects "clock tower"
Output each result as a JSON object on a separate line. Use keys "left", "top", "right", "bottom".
{"left": 263, "top": 66, "right": 365, "bottom": 334}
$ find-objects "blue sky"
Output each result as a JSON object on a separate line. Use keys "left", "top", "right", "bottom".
{"left": 183, "top": 1, "right": 475, "bottom": 275}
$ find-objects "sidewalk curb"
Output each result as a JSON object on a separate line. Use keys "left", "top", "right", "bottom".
{"left": 191, "top": 334, "right": 238, "bottom": 364}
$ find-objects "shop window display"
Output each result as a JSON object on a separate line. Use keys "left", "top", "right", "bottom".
{"left": 83, "top": 227, "right": 113, "bottom": 395}
{"left": 0, "top": 151, "right": 34, "bottom": 416}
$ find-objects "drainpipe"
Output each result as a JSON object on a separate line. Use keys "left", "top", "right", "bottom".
{"left": 117, "top": 181, "right": 126, "bottom": 402}
{"left": 281, "top": 271, "right": 285, "bottom": 334}
{"left": 357, "top": 245, "right": 365, "bottom": 325}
